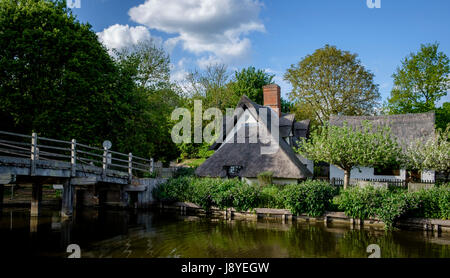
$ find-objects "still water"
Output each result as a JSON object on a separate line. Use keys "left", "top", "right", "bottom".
{"left": 0, "top": 208, "right": 449, "bottom": 258}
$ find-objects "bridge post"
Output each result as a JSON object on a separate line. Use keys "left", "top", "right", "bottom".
{"left": 0, "top": 184, "right": 4, "bottom": 210}
{"left": 61, "top": 179, "right": 74, "bottom": 218}
{"left": 30, "top": 132, "right": 37, "bottom": 176}
{"left": 128, "top": 153, "right": 133, "bottom": 182}
{"left": 150, "top": 158, "right": 154, "bottom": 173}
{"left": 31, "top": 183, "right": 42, "bottom": 217}
{"left": 102, "top": 147, "right": 108, "bottom": 178}
{"left": 71, "top": 139, "right": 76, "bottom": 177}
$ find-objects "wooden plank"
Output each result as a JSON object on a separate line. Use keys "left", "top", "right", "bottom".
{"left": 123, "top": 185, "right": 147, "bottom": 192}
{"left": 70, "top": 176, "right": 97, "bottom": 186}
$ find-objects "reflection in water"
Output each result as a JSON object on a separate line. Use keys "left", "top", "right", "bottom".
{"left": 0, "top": 208, "right": 449, "bottom": 258}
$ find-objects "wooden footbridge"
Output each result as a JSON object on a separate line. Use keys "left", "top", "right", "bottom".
{"left": 0, "top": 130, "right": 154, "bottom": 217}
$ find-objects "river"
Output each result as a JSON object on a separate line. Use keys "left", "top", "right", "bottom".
{"left": 0, "top": 208, "right": 449, "bottom": 258}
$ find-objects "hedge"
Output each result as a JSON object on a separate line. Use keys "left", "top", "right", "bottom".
{"left": 153, "top": 177, "right": 450, "bottom": 230}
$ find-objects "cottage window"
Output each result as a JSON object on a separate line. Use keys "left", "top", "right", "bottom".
{"left": 226, "top": 165, "right": 242, "bottom": 178}
{"left": 374, "top": 167, "right": 400, "bottom": 176}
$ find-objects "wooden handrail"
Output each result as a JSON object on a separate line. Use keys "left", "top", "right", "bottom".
{"left": 0, "top": 130, "right": 154, "bottom": 176}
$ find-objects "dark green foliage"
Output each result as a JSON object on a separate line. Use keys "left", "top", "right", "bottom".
{"left": 376, "top": 191, "right": 418, "bottom": 230}
{"left": 334, "top": 186, "right": 386, "bottom": 221}
{"left": 152, "top": 176, "right": 194, "bottom": 203}
{"left": 260, "top": 185, "right": 284, "bottom": 209}
{"left": 230, "top": 182, "right": 261, "bottom": 212}
{"left": 153, "top": 178, "right": 337, "bottom": 214}
{"left": 281, "top": 180, "right": 337, "bottom": 217}
{"left": 0, "top": 0, "right": 181, "bottom": 164}
{"left": 228, "top": 66, "right": 274, "bottom": 105}
{"left": 411, "top": 184, "right": 450, "bottom": 219}
{"left": 387, "top": 43, "right": 449, "bottom": 115}
{"left": 173, "top": 167, "right": 196, "bottom": 178}
{"left": 335, "top": 184, "right": 450, "bottom": 230}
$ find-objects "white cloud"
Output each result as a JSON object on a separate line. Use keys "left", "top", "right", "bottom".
{"left": 265, "top": 68, "right": 292, "bottom": 99}
{"left": 97, "top": 24, "right": 160, "bottom": 51}
{"left": 128, "top": 0, "right": 265, "bottom": 65}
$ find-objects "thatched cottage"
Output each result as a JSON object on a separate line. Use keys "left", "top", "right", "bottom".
{"left": 329, "top": 112, "right": 436, "bottom": 181}
{"left": 195, "top": 84, "right": 313, "bottom": 184}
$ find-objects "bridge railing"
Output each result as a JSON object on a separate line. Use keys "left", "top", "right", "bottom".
{"left": 0, "top": 130, "right": 154, "bottom": 179}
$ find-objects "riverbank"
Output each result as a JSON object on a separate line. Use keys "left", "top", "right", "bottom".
{"left": 155, "top": 201, "right": 450, "bottom": 235}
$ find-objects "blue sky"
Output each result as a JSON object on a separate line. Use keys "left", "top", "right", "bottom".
{"left": 71, "top": 0, "right": 450, "bottom": 104}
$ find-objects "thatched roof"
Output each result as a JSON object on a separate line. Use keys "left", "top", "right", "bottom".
{"left": 197, "top": 95, "right": 313, "bottom": 179}
{"left": 329, "top": 112, "right": 435, "bottom": 147}
{"left": 196, "top": 126, "right": 312, "bottom": 179}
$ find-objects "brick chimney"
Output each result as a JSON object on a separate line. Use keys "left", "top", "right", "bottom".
{"left": 263, "top": 84, "right": 281, "bottom": 117}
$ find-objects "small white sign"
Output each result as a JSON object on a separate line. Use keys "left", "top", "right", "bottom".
{"left": 53, "top": 184, "right": 64, "bottom": 190}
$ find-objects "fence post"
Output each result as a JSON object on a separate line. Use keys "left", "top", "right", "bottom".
{"left": 150, "top": 158, "right": 154, "bottom": 174}
{"left": 71, "top": 139, "right": 76, "bottom": 177}
{"left": 102, "top": 147, "right": 108, "bottom": 178}
{"left": 128, "top": 153, "right": 133, "bottom": 182}
{"left": 30, "top": 132, "right": 37, "bottom": 176}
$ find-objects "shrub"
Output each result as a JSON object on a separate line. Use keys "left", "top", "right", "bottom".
{"left": 211, "top": 178, "right": 241, "bottom": 209}
{"left": 376, "top": 191, "right": 418, "bottom": 229}
{"left": 282, "top": 180, "right": 337, "bottom": 217}
{"left": 334, "top": 186, "right": 386, "bottom": 221}
{"left": 230, "top": 182, "right": 261, "bottom": 212}
{"left": 259, "top": 185, "right": 284, "bottom": 209}
{"left": 173, "top": 167, "right": 196, "bottom": 178}
{"left": 412, "top": 184, "right": 450, "bottom": 220}
{"left": 152, "top": 176, "right": 194, "bottom": 202}
{"left": 257, "top": 171, "right": 273, "bottom": 187}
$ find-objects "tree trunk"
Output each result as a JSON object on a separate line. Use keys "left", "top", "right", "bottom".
{"left": 344, "top": 169, "right": 351, "bottom": 190}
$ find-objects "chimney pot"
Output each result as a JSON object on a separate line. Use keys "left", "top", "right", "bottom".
{"left": 263, "top": 84, "right": 281, "bottom": 117}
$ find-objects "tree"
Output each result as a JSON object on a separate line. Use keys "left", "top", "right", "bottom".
{"left": 183, "top": 63, "right": 235, "bottom": 111}
{"left": 387, "top": 43, "right": 450, "bottom": 115}
{"left": 114, "top": 39, "right": 171, "bottom": 90}
{"left": 405, "top": 127, "right": 450, "bottom": 181}
{"left": 284, "top": 45, "right": 381, "bottom": 125}
{"left": 227, "top": 66, "right": 274, "bottom": 105}
{"left": 296, "top": 122, "right": 402, "bottom": 189}
{"left": 0, "top": 0, "right": 125, "bottom": 145}
{"left": 0, "top": 0, "right": 180, "bottom": 165}
{"left": 436, "top": 102, "right": 450, "bottom": 131}
{"left": 114, "top": 39, "right": 181, "bottom": 163}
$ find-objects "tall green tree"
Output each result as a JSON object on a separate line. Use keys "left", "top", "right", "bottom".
{"left": 387, "top": 43, "right": 450, "bottom": 118}
{"left": 0, "top": 0, "right": 180, "bottom": 164}
{"left": 297, "top": 122, "right": 402, "bottom": 189}
{"left": 227, "top": 66, "right": 274, "bottom": 105}
{"left": 114, "top": 40, "right": 171, "bottom": 91}
{"left": 284, "top": 45, "right": 381, "bottom": 125}
{"left": 0, "top": 0, "right": 126, "bottom": 145}
{"left": 114, "top": 39, "right": 181, "bottom": 163}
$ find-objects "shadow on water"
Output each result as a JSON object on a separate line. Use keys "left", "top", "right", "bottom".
{"left": 0, "top": 208, "right": 449, "bottom": 258}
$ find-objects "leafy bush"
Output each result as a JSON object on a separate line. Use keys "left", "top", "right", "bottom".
{"left": 282, "top": 180, "right": 336, "bottom": 217}
{"left": 376, "top": 191, "right": 418, "bottom": 229}
{"left": 230, "top": 182, "right": 261, "bottom": 212}
{"left": 152, "top": 176, "right": 194, "bottom": 202}
{"left": 334, "top": 186, "right": 386, "bottom": 221}
{"left": 260, "top": 185, "right": 284, "bottom": 209}
{"left": 173, "top": 167, "right": 196, "bottom": 178}
{"left": 412, "top": 184, "right": 450, "bottom": 220}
